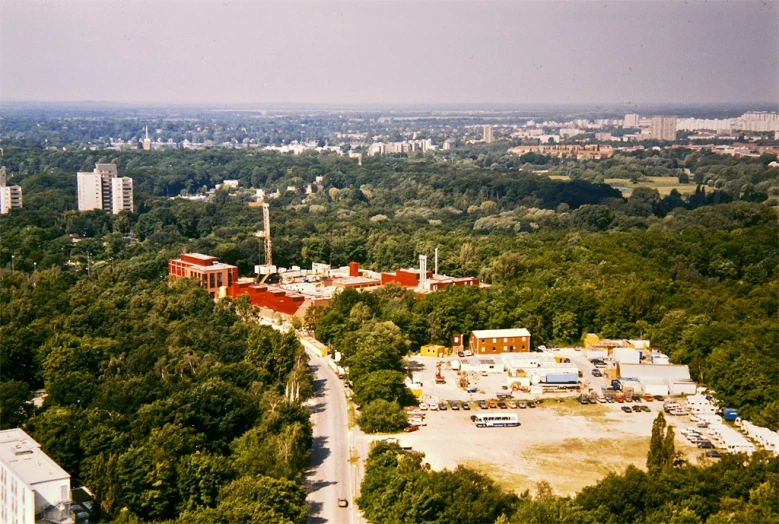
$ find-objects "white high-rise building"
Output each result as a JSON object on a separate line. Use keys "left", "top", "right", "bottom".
{"left": 483, "top": 125, "right": 494, "bottom": 144}
{"left": 651, "top": 116, "right": 677, "bottom": 141}
{"left": 623, "top": 113, "right": 640, "bottom": 128}
{"left": 0, "top": 429, "right": 72, "bottom": 524}
{"left": 0, "top": 186, "right": 23, "bottom": 215}
{"left": 77, "top": 163, "right": 133, "bottom": 214}
{"left": 0, "top": 167, "right": 23, "bottom": 214}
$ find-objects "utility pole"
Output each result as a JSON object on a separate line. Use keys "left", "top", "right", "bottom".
{"left": 110, "top": 257, "right": 114, "bottom": 273}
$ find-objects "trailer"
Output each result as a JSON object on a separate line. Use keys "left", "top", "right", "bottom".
{"left": 544, "top": 373, "right": 578, "bottom": 384}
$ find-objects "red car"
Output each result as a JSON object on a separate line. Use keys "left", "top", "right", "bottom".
{"left": 403, "top": 425, "right": 420, "bottom": 432}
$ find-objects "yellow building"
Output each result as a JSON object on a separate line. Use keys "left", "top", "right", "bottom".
{"left": 420, "top": 344, "right": 446, "bottom": 358}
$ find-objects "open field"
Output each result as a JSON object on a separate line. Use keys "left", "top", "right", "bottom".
{"left": 535, "top": 172, "right": 698, "bottom": 196}
{"left": 375, "top": 353, "right": 707, "bottom": 497}
{"left": 604, "top": 177, "right": 698, "bottom": 196}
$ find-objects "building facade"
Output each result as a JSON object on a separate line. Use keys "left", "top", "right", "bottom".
{"left": 469, "top": 328, "right": 531, "bottom": 354}
{"left": 0, "top": 185, "right": 23, "bottom": 214}
{"left": 168, "top": 253, "right": 239, "bottom": 298}
{"left": 483, "top": 125, "right": 494, "bottom": 144}
{"left": 77, "top": 163, "right": 134, "bottom": 214}
{"left": 650, "top": 116, "right": 677, "bottom": 141}
{"left": 0, "top": 429, "right": 71, "bottom": 524}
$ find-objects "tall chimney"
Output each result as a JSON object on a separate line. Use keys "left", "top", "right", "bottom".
{"left": 349, "top": 262, "right": 359, "bottom": 277}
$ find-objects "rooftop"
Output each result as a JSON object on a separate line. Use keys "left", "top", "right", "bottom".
{"left": 0, "top": 429, "right": 70, "bottom": 486}
{"left": 472, "top": 328, "right": 531, "bottom": 339}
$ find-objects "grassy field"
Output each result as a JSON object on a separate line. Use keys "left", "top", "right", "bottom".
{"left": 604, "top": 177, "right": 698, "bottom": 196}
{"left": 537, "top": 172, "right": 697, "bottom": 196}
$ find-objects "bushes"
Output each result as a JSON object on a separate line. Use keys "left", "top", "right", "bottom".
{"left": 357, "top": 400, "right": 408, "bottom": 433}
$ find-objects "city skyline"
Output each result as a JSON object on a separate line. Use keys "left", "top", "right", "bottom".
{"left": 1, "top": 0, "right": 777, "bottom": 107}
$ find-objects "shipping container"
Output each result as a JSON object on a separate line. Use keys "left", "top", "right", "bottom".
{"left": 544, "top": 373, "right": 578, "bottom": 384}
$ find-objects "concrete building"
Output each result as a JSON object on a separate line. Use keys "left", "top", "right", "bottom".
{"left": 143, "top": 126, "right": 152, "bottom": 151}
{"left": 77, "top": 163, "right": 133, "bottom": 214}
{"left": 0, "top": 429, "right": 72, "bottom": 524}
{"left": 595, "top": 132, "right": 612, "bottom": 141}
{"left": 469, "top": 328, "right": 531, "bottom": 354}
{"left": 623, "top": 113, "right": 640, "bottom": 128}
{"left": 0, "top": 185, "right": 23, "bottom": 215}
{"left": 483, "top": 125, "right": 494, "bottom": 144}
{"left": 168, "top": 253, "right": 239, "bottom": 299}
{"left": 651, "top": 116, "right": 677, "bottom": 141}
{"left": 617, "top": 363, "right": 696, "bottom": 396}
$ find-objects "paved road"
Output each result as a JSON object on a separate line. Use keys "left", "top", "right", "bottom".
{"left": 305, "top": 351, "right": 361, "bottom": 524}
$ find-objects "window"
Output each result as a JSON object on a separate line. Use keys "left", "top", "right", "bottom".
{"left": 492, "top": 338, "right": 497, "bottom": 343}
{"left": 504, "top": 338, "right": 508, "bottom": 342}
{"left": 492, "top": 347, "right": 496, "bottom": 352}
{"left": 209, "top": 273, "right": 215, "bottom": 288}
{"left": 228, "top": 271, "right": 233, "bottom": 287}
{"left": 217, "top": 272, "right": 223, "bottom": 287}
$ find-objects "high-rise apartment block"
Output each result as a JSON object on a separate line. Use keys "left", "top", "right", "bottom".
{"left": 0, "top": 167, "right": 23, "bottom": 215}
{"left": 0, "top": 429, "right": 72, "bottom": 524}
{"left": 623, "top": 113, "right": 640, "bottom": 128}
{"left": 77, "top": 163, "right": 133, "bottom": 214}
{"left": 651, "top": 116, "right": 677, "bottom": 141}
{"left": 483, "top": 125, "right": 494, "bottom": 144}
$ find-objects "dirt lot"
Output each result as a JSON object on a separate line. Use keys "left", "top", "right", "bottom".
{"left": 378, "top": 352, "right": 707, "bottom": 496}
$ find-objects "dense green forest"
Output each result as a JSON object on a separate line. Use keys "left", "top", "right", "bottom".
{"left": 1, "top": 145, "right": 778, "bottom": 522}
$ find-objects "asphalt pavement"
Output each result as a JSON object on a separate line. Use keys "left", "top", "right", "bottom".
{"left": 305, "top": 350, "right": 364, "bottom": 524}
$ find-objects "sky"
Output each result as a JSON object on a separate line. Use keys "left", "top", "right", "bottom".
{"left": 1, "top": 0, "right": 777, "bottom": 107}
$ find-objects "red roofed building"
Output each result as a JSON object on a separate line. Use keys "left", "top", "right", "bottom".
{"left": 168, "top": 253, "right": 239, "bottom": 298}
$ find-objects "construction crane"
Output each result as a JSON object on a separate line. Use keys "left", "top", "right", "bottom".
{"left": 255, "top": 203, "right": 274, "bottom": 283}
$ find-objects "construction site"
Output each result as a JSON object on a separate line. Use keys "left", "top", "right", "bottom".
{"left": 168, "top": 203, "right": 485, "bottom": 320}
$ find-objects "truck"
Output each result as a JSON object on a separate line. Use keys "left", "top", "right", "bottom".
{"left": 723, "top": 408, "right": 738, "bottom": 421}
{"left": 554, "top": 356, "right": 571, "bottom": 364}
{"left": 544, "top": 373, "right": 578, "bottom": 384}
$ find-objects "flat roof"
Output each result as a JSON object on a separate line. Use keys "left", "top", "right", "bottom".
{"left": 472, "top": 328, "right": 530, "bottom": 339}
{"left": 0, "top": 429, "right": 69, "bottom": 486}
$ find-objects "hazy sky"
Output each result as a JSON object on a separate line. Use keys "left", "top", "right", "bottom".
{"left": 1, "top": 0, "right": 777, "bottom": 106}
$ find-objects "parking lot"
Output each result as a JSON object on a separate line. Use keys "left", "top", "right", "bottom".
{"left": 377, "top": 351, "right": 711, "bottom": 496}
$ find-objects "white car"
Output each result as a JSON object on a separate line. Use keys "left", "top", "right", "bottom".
{"left": 409, "top": 417, "right": 427, "bottom": 426}
{"left": 464, "top": 350, "right": 473, "bottom": 357}
{"left": 429, "top": 403, "right": 438, "bottom": 411}
{"left": 419, "top": 403, "right": 428, "bottom": 411}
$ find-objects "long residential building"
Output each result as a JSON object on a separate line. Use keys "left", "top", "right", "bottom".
{"left": 0, "top": 429, "right": 72, "bottom": 524}
{"left": 77, "top": 163, "right": 133, "bottom": 214}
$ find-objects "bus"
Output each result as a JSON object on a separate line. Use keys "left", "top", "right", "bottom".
{"left": 472, "top": 414, "right": 519, "bottom": 428}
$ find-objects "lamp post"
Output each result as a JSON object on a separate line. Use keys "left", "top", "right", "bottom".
{"left": 11, "top": 254, "right": 14, "bottom": 274}
{"left": 110, "top": 257, "right": 114, "bottom": 273}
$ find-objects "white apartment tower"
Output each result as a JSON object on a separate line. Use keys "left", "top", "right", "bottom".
{"left": 483, "top": 125, "right": 494, "bottom": 144}
{"left": 77, "top": 163, "right": 133, "bottom": 214}
{"left": 651, "top": 116, "right": 678, "bottom": 141}
{"left": 0, "top": 167, "right": 23, "bottom": 215}
{"left": 623, "top": 113, "right": 640, "bottom": 128}
{"left": 143, "top": 126, "right": 152, "bottom": 151}
{"left": 0, "top": 429, "right": 72, "bottom": 524}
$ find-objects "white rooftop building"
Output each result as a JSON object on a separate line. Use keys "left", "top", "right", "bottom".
{"left": 0, "top": 429, "right": 72, "bottom": 524}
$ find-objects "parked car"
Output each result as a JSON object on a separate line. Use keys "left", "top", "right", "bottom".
{"left": 615, "top": 396, "right": 625, "bottom": 403}
{"left": 697, "top": 441, "right": 714, "bottom": 449}
{"left": 705, "top": 450, "right": 722, "bottom": 458}
{"left": 697, "top": 422, "right": 709, "bottom": 428}
{"left": 383, "top": 437, "right": 399, "bottom": 444}
{"left": 497, "top": 401, "right": 508, "bottom": 409}
{"left": 578, "top": 397, "right": 589, "bottom": 405}
{"left": 642, "top": 394, "right": 654, "bottom": 402}
{"left": 478, "top": 401, "right": 489, "bottom": 409}
{"left": 605, "top": 396, "right": 615, "bottom": 403}
{"left": 461, "top": 402, "right": 471, "bottom": 410}
{"left": 597, "top": 396, "right": 607, "bottom": 403}
{"left": 403, "top": 425, "right": 420, "bottom": 432}
{"left": 488, "top": 400, "right": 498, "bottom": 408}
{"left": 621, "top": 406, "right": 633, "bottom": 413}
{"left": 632, "top": 395, "right": 642, "bottom": 403}
{"left": 418, "top": 403, "right": 428, "bottom": 411}
{"left": 632, "top": 405, "right": 642, "bottom": 412}
{"left": 527, "top": 401, "right": 536, "bottom": 408}
{"left": 449, "top": 401, "right": 460, "bottom": 410}
{"left": 538, "top": 345, "right": 547, "bottom": 351}
{"left": 653, "top": 395, "right": 665, "bottom": 401}
{"left": 338, "top": 498, "right": 349, "bottom": 508}
{"left": 408, "top": 417, "right": 427, "bottom": 426}
{"left": 429, "top": 403, "right": 438, "bottom": 411}
{"left": 464, "top": 350, "right": 473, "bottom": 356}
{"left": 640, "top": 405, "right": 650, "bottom": 412}
{"left": 518, "top": 402, "right": 527, "bottom": 409}
{"left": 588, "top": 397, "right": 598, "bottom": 404}
{"left": 438, "top": 402, "right": 447, "bottom": 411}
{"left": 591, "top": 369, "right": 602, "bottom": 377}
{"left": 507, "top": 400, "right": 517, "bottom": 408}
{"left": 457, "top": 351, "right": 465, "bottom": 358}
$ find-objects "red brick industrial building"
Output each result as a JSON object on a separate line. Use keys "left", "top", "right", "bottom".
{"left": 168, "top": 253, "right": 239, "bottom": 298}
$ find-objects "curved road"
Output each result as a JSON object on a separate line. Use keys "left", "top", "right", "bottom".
{"left": 305, "top": 350, "right": 366, "bottom": 524}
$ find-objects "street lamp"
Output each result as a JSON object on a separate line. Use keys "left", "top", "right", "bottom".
{"left": 33, "top": 262, "right": 37, "bottom": 272}
{"left": 110, "top": 257, "right": 114, "bottom": 273}
{"left": 11, "top": 254, "right": 14, "bottom": 274}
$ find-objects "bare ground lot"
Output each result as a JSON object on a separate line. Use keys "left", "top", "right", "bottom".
{"left": 372, "top": 354, "right": 706, "bottom": 496}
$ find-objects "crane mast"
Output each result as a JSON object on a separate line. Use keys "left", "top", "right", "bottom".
{"left": 255, "top": 203, "right": 274, "bottom": 283}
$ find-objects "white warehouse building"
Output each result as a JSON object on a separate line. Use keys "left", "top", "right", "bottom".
{"left": 617, "top": 363, "right": 697, "bottom": 396}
